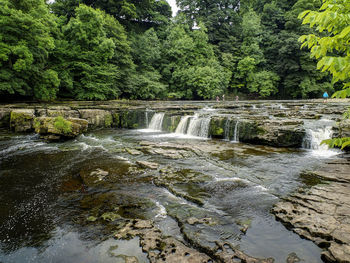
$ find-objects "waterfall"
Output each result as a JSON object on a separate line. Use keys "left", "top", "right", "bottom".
{"left": 224, "top": 119, "right": 231, "bottom": 140}
{"left": 174, "top": 114, "right": 210, "bottom": 138}
{"left": 187, "top": 116, "right": 210, "bottom": 138}
{"left": 148, "top": 113, "right": 165, "bottom": 131}
{"left": 145, "top": 110, "right": 149, "bottom": 128}
{"left": 302, "top": 120, "right": 339, "bottom": 157}
{"left": 175, "top": 116, "right": 190, "bottom": 134}
{"left": 302, "top": 126, "right": 333, "bottom": 150}
{"left": 232, "top": 120, "right": 240, "bottom": 143}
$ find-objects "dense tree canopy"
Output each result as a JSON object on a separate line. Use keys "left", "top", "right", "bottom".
{"left": 0, "top": 0, "right": 59, "bottom": 100}
{"left": 300, "top": 0, "right": 350, "bottom": 149}
{"left": 0, "top": 0, "right": 344, "bottom": 101}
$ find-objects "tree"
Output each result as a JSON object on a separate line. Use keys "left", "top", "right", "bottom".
{"left": 0, "top": 0, "right": 59, "bottom": 100}
{"left": 299, "top": 0, "right": 350, "bottom": 149}
{"left": 129, "top": 28, "right": 167, "bottom": 99}
{"left": 53, "top": 4, "right": 134, "bottom": 100}
{"left": 161, "top": 23, "right": 230, "bottom": 99}
{"left": 299, "top": 0, "right": 350, "bottom": 97}
{"left": 51, "top": 0, "right": 172, "bottom": 32}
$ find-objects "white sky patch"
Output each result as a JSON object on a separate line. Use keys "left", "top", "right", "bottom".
{"left": 166, "top": 0, "right": 179, "bottom": 17}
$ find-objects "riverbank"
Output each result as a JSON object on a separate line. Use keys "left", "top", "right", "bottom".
{"left": 273, "top": 156, "right": 350, "bottom": 262}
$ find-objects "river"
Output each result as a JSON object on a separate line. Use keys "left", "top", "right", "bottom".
{"left": 0, "top": 101, "right": 346, "bottom": 262}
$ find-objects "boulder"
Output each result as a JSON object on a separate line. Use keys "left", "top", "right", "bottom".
{"left": 10, "top": 109, "right": 35, "bottom": 132}
{"left": 34, "top": 116, "right": 88, "bottom": 141}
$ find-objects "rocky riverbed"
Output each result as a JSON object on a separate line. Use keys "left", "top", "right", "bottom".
{"left": 0, "top": 100, "right": 349, "bottom": 263}
{"left": 273, "top": 156, "right": 350, "bottom": 262}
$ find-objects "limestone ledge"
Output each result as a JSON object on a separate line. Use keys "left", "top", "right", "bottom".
{"left": 272, "top": 157, "right": 350, "bottom": 263}
{"left": 0, "top": 100, "right": 349, "bottom": 147}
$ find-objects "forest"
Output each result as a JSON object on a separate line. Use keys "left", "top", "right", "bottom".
{"left": 0, "top": 0, "right": 343, "bottom": 101}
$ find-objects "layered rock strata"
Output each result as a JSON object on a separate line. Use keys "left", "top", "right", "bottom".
{"left": 272, "top": 157, "right": 350, "bottom": 262}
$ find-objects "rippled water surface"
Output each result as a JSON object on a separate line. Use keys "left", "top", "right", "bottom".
{"left": 0, "top": 126, "right": 334, "bottom": 262}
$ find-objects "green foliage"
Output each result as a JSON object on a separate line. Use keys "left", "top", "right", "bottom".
{"left": 248, "top": 71, "right": 280, "bottom": 97}
{"left": 300, "top": 0, "right": 350, "bottom": 150}
{"left": 54, "top": 116, "right": 72, "bottom": 134}
{"left": 53, "top": 4, "right": 133, "bottom": 100}
{"left": 322, "top": 137, "right": 350, "bottom": 150}
{"left": 0, "top": 0, "right": 59, "bottom": 100}
{"left": 162, "top": 23, "right": 230, "bottom": 99}
{"left": 129, "top": 28, "right": 167, "bottom": 99}
{"left": 299, "top": 0, "right": 350, "bottom": 98}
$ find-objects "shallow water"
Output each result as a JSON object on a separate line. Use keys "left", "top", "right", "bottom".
{"left": 0, "top": 125, "right": 335, "bottom": 262}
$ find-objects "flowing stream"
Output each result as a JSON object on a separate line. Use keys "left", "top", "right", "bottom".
{"left": 0, "top": 101, "right": 346, "bottom": 263}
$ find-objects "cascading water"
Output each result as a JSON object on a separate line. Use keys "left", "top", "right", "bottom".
{"left": 173, "top": 114, "right": 211, "bottom": 138}
{"left": 148, "top": 113, "right": 165, "bottom": 131}
{"left": 186, "top": 115, "right": 211, "bottom": 138}
{"left": 224, "top": 119, "right": 231, "bottom": 140}
{"left": 302, "top": 120, "right": 339, "bottom": 157}
{"left": 232, "top": 120, "right": 240, "bottom": 143}
{"left": 175, "top": 116, "right": 191, "bottom": 134}
{"left": 145, "top": 110, "right": 149, "bottom": 128}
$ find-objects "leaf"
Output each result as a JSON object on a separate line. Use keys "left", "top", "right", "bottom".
{"left": 339, "top": 26, "right": 350, "bottom": 38}
{"left": 341, "top": 140, "right": 350, "bottom": 149}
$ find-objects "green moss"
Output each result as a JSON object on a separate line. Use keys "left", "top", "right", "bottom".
{"left": 33, "top": 118, "right": 41, "bottom": 129}
{"left": 113, "top": 113, "right": 120, "bottom": 127}
{"left": 54, "top": 116, "right": 72, "bottom": 134}
{"left": 10, "top": 111, "right": 32, "bottom": 123}
{"left": 104, "top": 114, "right": 113, "bottom": 127}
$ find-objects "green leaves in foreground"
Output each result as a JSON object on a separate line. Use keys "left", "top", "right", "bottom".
{"left": 322, "top": 138, "right": 350, "bottom": 150}
{"left": 298, "top": 0, "right": 350, "bottom": 98}
{"left": 300, "top": 0, "right": 350, "bottom": 151}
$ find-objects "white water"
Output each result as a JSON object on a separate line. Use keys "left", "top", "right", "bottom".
{"left": 172, "top": 114, "right": 211, "bottom": 138}
{"left": 145, "top": 110, "right": 149, "bottom": 127}
{"left": 224, "top": 119, "right": 231, "bottom": 140}
{"left": 232, "top": 120, "right": 240, "bottom": 143}
{"left": 175, "top": 116, "right": 190, "bottom": 134}
{"left": 148, "top": 113, "right": 165, "bottom": 131}
{"left": 302, "top": 121, "right": 339, "bottom": 157}
{"left": 187, "top": 115, "right": 211, "bottom": 138}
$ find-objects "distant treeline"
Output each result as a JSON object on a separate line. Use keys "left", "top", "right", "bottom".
{"left": 0, "top": 0, "right": 339, "bottom": 101}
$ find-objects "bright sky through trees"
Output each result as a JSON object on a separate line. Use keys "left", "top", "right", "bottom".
{"left": 166, "top": 0, "right": 178, "bottom": 16}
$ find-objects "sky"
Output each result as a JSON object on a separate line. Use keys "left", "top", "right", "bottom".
{"left": 166, "top": 0, "right": 179, "bottom": 17}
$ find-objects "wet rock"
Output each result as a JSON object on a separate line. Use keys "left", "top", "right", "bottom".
{"left": 47, "top": 107, "right": 80, "bottom": 119}
{"left": 10, "top": 109, "right": 35, "bottom": 132}
{"left": 125, "top": 148, "right": 143, "bottom": 155}
{"left": 162, "top": 114, "right": 181, "bottom": 133}
{"left": 187, "top": 217, "right": 216, "bottom": 226}
{"left": 339, "top": 119, "right": 350, "bottom": 138}
{"left": 79, "top": 109, "right": 113, "bottom": 128}
{"left": 154, "top": 168, "right": 210, "bottom": 206}
{"left": 115, "top": 219, "right": 272, "bottom": 263}
{"left": 34, "top": 116, "right": 88, "bottom": 141}
{"left": 272, "top": 157, "right": 350, "bottom": 263}
{"left": 0, "top": 108, "right": 10, "bottom": 128}
{"left": 80, "top": 168, "right": 109, "bottom": 186}
{"left": 286, "top": 252, "right": 301, "bottom": 263}
{"left": 115, "top": 219, "right": 212, "bottom": 263}
{"left": 136, "top": 161, "right": 159, "bottom": 170}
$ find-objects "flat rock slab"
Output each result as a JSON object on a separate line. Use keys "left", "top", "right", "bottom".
{"left": 272, "top": 156, "right": 350, "bottom": 263}
{"left": 115, "top": 219, "right": 274, "bottom": 263}
{"left": 136, "top": 161, "right": 159, "bottom": 170}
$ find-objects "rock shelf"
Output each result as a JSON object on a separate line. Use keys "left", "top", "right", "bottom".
{"left": 273, "top": 156, "right": 350, "bottom": 262}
